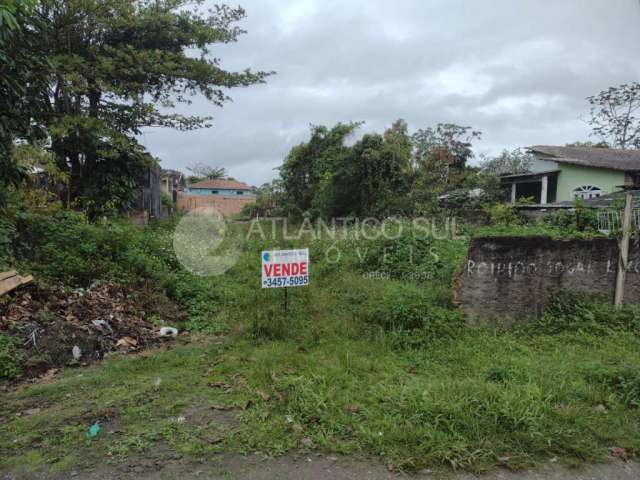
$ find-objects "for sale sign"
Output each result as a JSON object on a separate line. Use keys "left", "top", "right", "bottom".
{"left": 261, "top": 248, "right": 309, "bottom": 288}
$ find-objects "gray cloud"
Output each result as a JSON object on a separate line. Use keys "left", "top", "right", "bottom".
{"left": 139, "top": 0, "right": 640, "bottom": 186}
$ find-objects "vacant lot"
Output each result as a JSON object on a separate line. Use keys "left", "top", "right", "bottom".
{"left": 1, "top": 215, "right": 640, "bottom": 477}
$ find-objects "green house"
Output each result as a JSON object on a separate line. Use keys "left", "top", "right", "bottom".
{"left": 501, "top": 146, "right": 640, "bottom": 204}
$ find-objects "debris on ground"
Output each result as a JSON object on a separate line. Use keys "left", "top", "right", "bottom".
{"left": 0, "top": 282, "right": 186, "bottom": 380}
{"left": 159, "top": 326, "right": 179, "bottom": 338}
{"left": 87, "top": 421, "right": 101, "bottom": 438}
{"left": 0, "top": 270, "right": 34, "bottom": 297}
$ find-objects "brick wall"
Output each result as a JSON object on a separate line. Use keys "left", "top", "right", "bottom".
{"left": 455, "top": 236, "right": 640, "bottom": 325}
{"left": 176, "top": 192, "right": 255, "bottom": 217}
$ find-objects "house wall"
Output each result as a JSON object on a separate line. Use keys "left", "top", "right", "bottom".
{"left": 529, "top": 158, "right": 558, "bottom": 173}
{"left": 186, "top": 187, "right": 254, "bottom": 197}
{"left": 556, "top": 164, "right": 625, "bottom": 202}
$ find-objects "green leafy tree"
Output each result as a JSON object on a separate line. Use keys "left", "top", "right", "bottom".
{"left": 0, "top": 0, "right": 50, "bottom": 206}
{"left": 279, "top": 123, "right": 360, "bottom": 216}
{"left": 329, "top": 123, "right": 412, "bottom": 217}
{"left": 409, "top": 123, "right": 481, "bottom": 213}
{"left": 3, "top": 0, "right": 271, "bottom": 214}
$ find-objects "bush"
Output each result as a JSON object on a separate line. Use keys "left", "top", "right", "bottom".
{"left": 13, "top": 210, "right": 168, "bottom": 287}
{"left": 0, "top": 334, "right": 24, "bottom": 382}
{"left": 362, "top": 281, "right": 464, "bottom": 341}
{"left": 584, "top": 364, "right": 640, "bottom": 408}
{"left": 533, "top": 290, "right": 640, "bottom": 335}
{"left": 0, "top": 214, "right": 16, "bottom": 269}
{"left": 544, "top": 200, "right": 599, "bottom": 234}
{"left": 487, "top": 203, "right": 522, "bottom": 226}
{"left": 160, "top": 191, "right": 175, "bottom": 210}
{"left": 354, "top": 221, "right": 467, "bottom": 285}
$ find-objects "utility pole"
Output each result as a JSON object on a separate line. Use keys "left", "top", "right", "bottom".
{"left": 614, "top": 191, "right": 634, "bottom": 307}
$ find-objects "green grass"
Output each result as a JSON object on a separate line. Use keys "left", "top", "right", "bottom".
{"left": 2, "top": 329, "right": 640, "bottom": 474}
{"left": 2, "top": 214, "right": 640, "bottom": 475}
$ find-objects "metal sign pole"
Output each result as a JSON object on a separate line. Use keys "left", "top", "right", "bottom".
{"left": 284, "top": 287, "right": 288, "bottom": 312}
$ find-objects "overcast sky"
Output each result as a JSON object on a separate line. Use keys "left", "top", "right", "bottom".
{"left": 138, "top": 0, "right": 640, "bottom": 186}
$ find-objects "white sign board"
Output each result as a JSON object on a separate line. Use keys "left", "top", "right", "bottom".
{"left": 261, "top": 248, "right": 309, "bottom": 288}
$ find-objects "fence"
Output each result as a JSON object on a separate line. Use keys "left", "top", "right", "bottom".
{"left": 597, "top": 209, "right": 640, "bottom": 233}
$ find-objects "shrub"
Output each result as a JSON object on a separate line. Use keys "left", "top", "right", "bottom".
{"left": 13, "top": 210, "right": 168, "bottom": 287}
{"left": 0, "top": 334, "right": 24, "bottom": 382}
{"left": 362, "top": 281, "right": 464, "bottom": 343}
{"left": 354, "top": 221, "right": 467, "bottom": 285}
{"left": 487, "top": 203, "right": 522, "bottom": 226}
{"left": 0, "top": 214, "right": 15, "bottom": 269}
{"left": 584, "top": 364, "right": 640, "bottom": 408}
{"left": 533, "top": 290, "right": 640, "bottom": 335}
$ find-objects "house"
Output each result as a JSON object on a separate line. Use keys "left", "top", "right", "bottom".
{"left": 185, "top": 178, "right": 255, "bottom": 197}
{"left": 501, "top": 146, "right": 640, "bottom": 205}
{"left": 177, "top": 178, "right": 256, "bottom": 216}
{"left": 161, "top": 169, "right": 185, "bottom": 203}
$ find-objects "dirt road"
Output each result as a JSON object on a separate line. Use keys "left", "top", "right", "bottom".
{"left": 2, "top": 455, "right": 638, "bottom": 480}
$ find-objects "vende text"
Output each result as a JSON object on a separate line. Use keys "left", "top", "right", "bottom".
{"left": 263, "top": 262, "right": 308, "bottom": 278}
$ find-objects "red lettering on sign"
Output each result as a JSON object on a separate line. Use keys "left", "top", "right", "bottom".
{"left": 264, "top": 261, "right": 308, "bottom": 278}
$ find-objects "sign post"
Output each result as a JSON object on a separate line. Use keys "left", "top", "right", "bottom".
{"left": 262, "top": 249, "right": 310, "bottom": 311}
{"left": 262, "top": 248, "right": 309, "bottom": 288}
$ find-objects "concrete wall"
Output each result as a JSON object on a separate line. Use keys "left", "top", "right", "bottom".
{"left": 176, "top": 192, "right": 255, "bottom": 217}
{"left": 455, "top": 236, "right": 640, "bottom": 325}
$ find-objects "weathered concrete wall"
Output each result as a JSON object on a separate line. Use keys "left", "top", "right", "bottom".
{"left": 455, "top": 236, "right": 640, "bottom": 325}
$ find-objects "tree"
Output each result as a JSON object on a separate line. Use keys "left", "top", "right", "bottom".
{"left": 333, "top": 132, "right": 411, "bottom": 217}
{"left": 479, "top": 148, "right": 533, "bottom": 176}
{"left": 0, "top": 0, "right": 50, "bottom": 206}
{"left": 278, "top": 123, "right": 360, "bottom": 216}
{"left": 587, "top": 82, "right": 640, "bottom": 149}
{"left": 411, "top": 123, "right": 481, "bottom": 188}
{"left": 3, "top": 0, "right": 271, "bottom": 214}
{"left": 409, "top": 123, "right": 481, "bottom": 213}
{"left": 186, "top": 163, "right": 227, "bottom": 184}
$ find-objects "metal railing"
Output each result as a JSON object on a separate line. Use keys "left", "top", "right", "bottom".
{"left": 597, "top": 209, "right": 640, "bottom": 234}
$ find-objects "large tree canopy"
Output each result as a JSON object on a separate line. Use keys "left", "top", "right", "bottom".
{"left": 0, "top": 0, "right": 50, "bottom": 204}
{"left": 2, "top": 0, "right": 271, "bottom": 214}
{"left": 278, "top": 120, "right": 484, "bottom": 218}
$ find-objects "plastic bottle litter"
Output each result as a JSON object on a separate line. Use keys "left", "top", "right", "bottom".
{"left": 159, "top": 327, "right": 178, "bottom": 338}
{"left": 87, "top": 421, "right": 101, "bottom": 438}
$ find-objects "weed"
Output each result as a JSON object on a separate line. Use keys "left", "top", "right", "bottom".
{"left": 0, "top": 334, "right": 24, "bottom": 381}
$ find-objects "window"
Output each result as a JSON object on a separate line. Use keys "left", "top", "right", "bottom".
{"left": 573, "top": 185, "right": 603, "bottom": 200}
{"left": 236, "top": 190, "right": 244, "bottom": 195}
{"left": 211, "top": 190, "right": 219, "bottom": 194}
